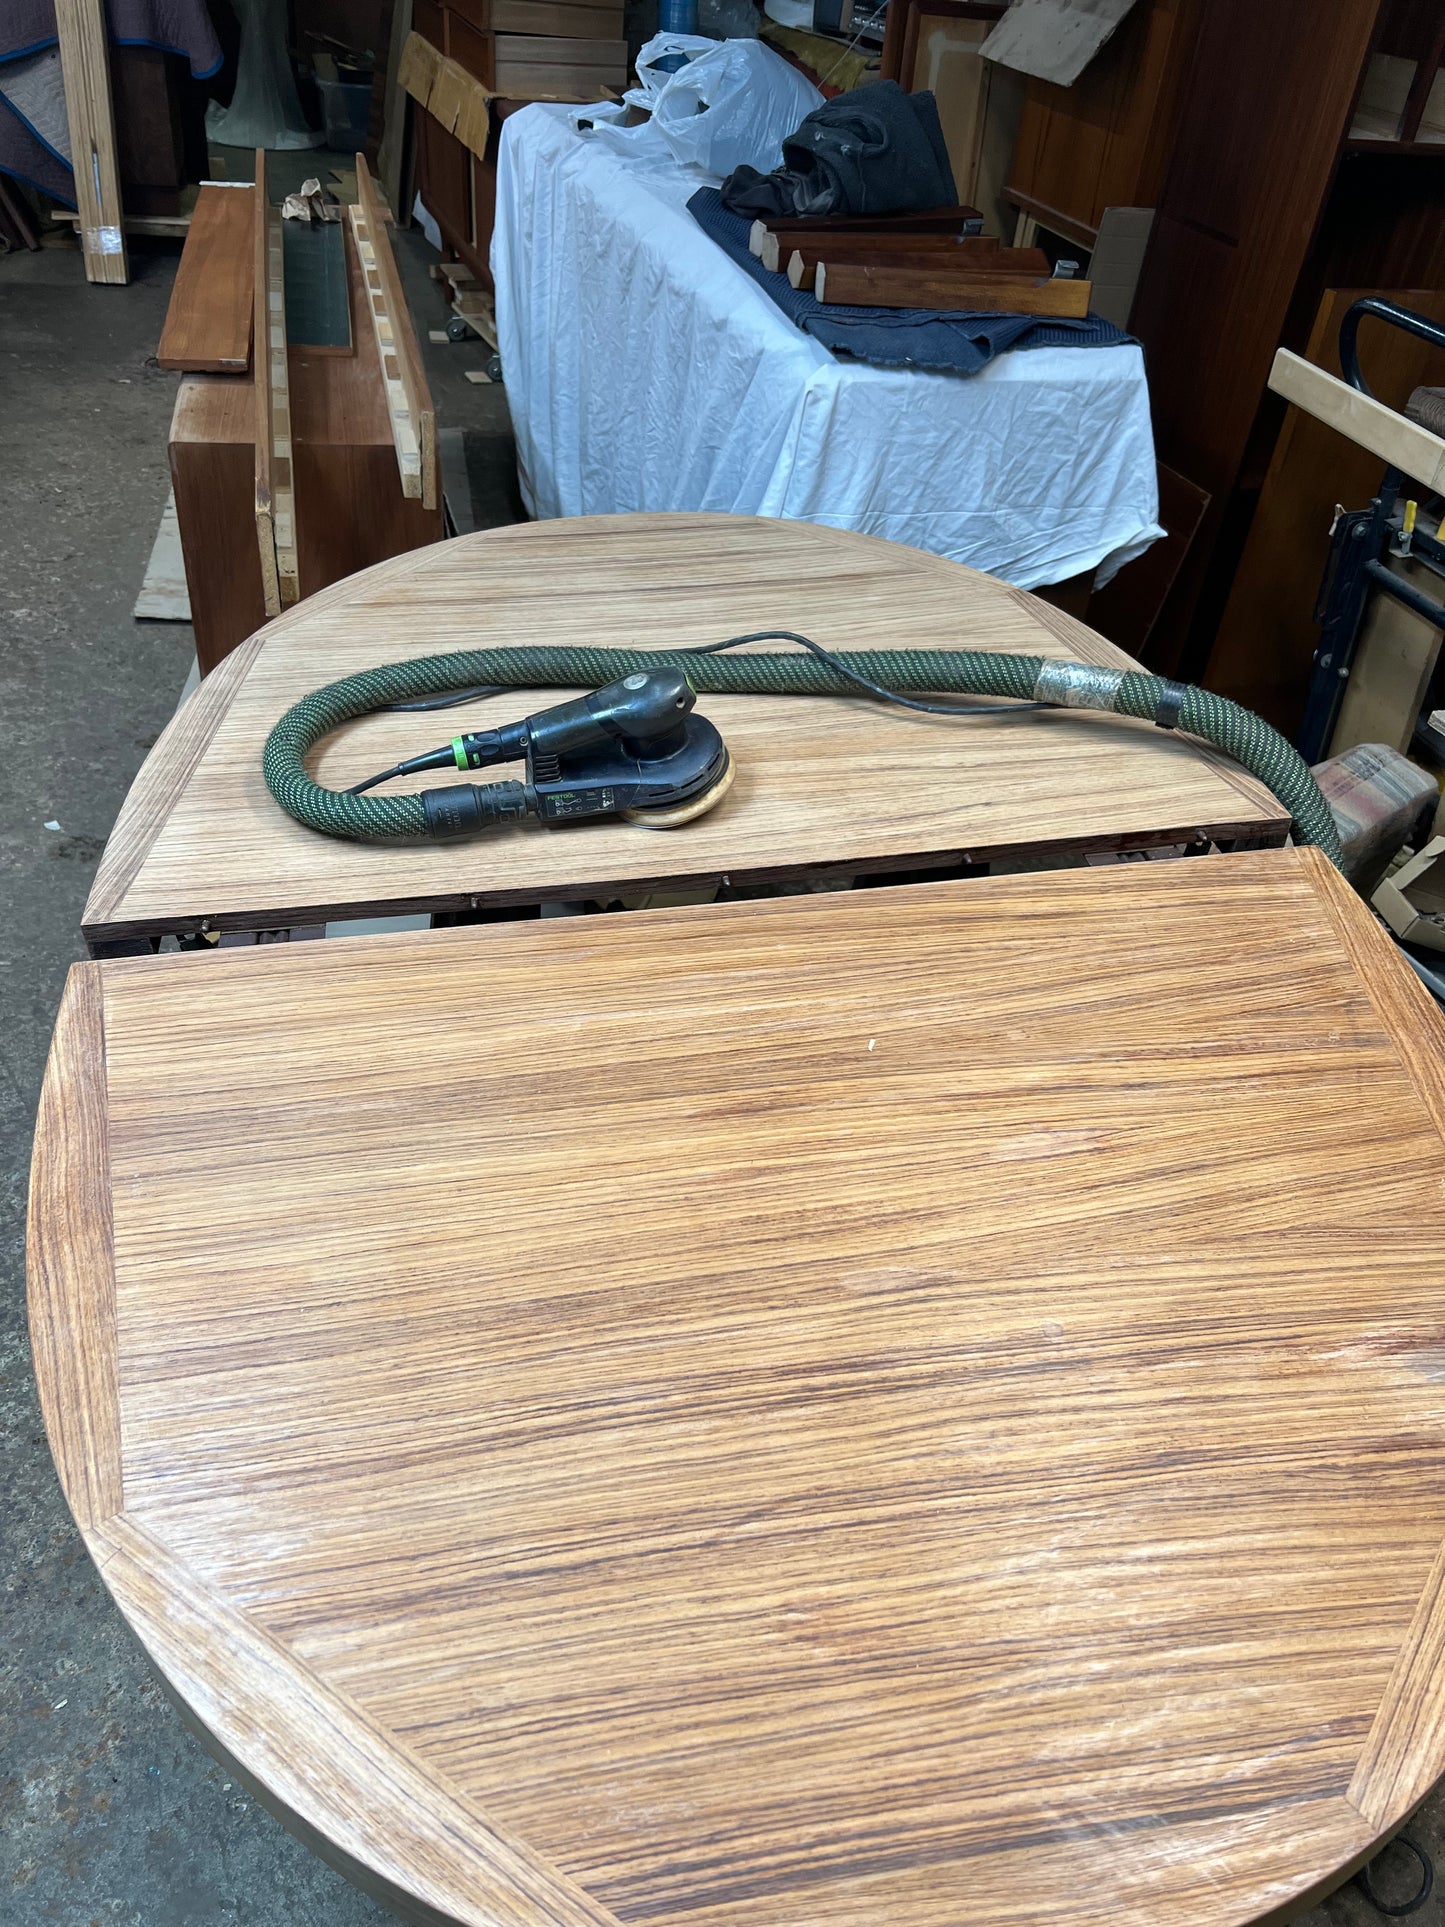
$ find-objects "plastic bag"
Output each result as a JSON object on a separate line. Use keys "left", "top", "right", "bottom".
{"left": 609, "top": 35, "right": 823, "bottom": 179}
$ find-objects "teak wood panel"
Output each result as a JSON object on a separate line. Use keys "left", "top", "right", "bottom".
{"left": 81, "top": 516, "right": 1287, "bottom": 944}
{"left": 31, "top": 847, "right": 1445, "bottom": 1927}
{"left": 156, "top": 184, "right": 254, "bottom": 372}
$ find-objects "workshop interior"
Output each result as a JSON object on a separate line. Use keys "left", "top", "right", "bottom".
{"left": 9, "top": 1, "right": 1445, "bottom": 1923}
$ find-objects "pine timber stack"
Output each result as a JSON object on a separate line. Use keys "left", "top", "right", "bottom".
{"left": 404, "top": 0, "right": 628, "bottom": 289}
{"left": 157, "top": 151, "right": 441, "bottom": 674}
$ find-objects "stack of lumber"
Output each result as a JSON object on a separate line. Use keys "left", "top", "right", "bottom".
{"left": 154, "top": 151, "right": 442, "bottom": 674}
{"left": 746, "top": 204, "right": 1094, "bottom": 316}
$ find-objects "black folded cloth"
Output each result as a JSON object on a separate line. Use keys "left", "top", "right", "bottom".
{"left": 721, "top": 80, "right": 956, "bottom": 219}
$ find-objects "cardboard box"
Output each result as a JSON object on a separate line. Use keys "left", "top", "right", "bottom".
{"left": 1372, "top": 835, "right": 1445, "bottom": 952}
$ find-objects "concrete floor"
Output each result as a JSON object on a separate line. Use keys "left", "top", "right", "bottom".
{"left": 1, "top": 221, "right": 1444, "bottom": 1927}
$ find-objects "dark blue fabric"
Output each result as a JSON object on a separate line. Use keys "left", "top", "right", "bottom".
{"left": 687, "top": 187, "right": 1132, "bottom": 377}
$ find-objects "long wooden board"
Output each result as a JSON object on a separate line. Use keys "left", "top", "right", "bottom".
{"left": 787, "top": 240, "right": 1047, "bottom": 291}
{"left": 1269, "top": 346, "right": 1445, "bottom": 493}
{"left": 816, "top": 261, "right": 1093, "bottom": 314}
{"left": 157, "top": 184, "right": 255, "bottom": 372}
{"left": 253, "top": 154, "right": 300, "bottom": 613}
{"left": 352, "top": 155, "right": 438, "bottom": 511}
{"left": 54, "top": 0, "right": 128, "bottom": 285}
{"left": 81, "top": 516, "right": 1287, "bottom": 948}
{"left": 760, "top": 228, "right": 1009, "bottom": 274}
{"left": 33, "top": 846, "right": 1445, "bottom": 1927}
{"left": 748, "top": 205, "right": 984, "bottom": 257}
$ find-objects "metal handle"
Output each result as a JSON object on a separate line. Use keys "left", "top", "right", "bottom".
{"left": 1338, "top": 297, "right": 1445, "bottom": 396}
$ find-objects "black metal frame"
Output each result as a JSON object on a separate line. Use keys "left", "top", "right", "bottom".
{"left": 1295, "top": 299, "right": 1445, "bottom": 764}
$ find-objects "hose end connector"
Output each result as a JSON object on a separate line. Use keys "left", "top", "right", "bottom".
{"left": 421, "top": 782, "right": 530, "bottom": 838}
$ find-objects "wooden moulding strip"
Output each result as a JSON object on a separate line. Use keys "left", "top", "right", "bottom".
{"left": 54, "top": 0, "right": 128, "bottom": 285}
{"left": 253, "top": 153, "right": 300, "bottom": 612}
{"left": 351, "top": 156, "right": 437, "bottom": 511}
{"left": 1269, "top": 348, "right": 1445, "bottom": 493}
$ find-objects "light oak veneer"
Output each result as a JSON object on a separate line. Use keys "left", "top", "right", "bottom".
{"left": 31, "top": 847, "right": 1445, "bottom": 1924}
{"left": 83, "top": 514, "right": 1287, "bottom": 948}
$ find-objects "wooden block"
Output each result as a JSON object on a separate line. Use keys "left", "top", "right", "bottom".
{"left": 749, "top": 204, "right": 984, "bottom": 256}
{"left": 55, "top": 0, "right": 128, "bottom": 284}
{"left": 1268, "top": 347, "right": 1445, "bottom": 493}
{"left": 351, "top": 155, "right": 439, "bottom": 512}
{"left": 785, "top": 239, "right": 1046, "bottom": 290}
{"left": 157, "top": 185, "right": 254, "bottom": 371}
{"left": 815, "top": 261, "right": 1093, "bottom": 314}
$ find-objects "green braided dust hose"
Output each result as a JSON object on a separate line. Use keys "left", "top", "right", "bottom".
{"left": 262, "top": 647, "right": 1342, "bottom": 867}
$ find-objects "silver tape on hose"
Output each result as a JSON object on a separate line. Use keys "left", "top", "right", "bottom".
{"left": 1032, "top": 661, "right": 1126, "bottom": 711}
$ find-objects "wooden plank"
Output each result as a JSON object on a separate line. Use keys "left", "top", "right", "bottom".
{"left": 157, "top": 184, "right": 255, "bottom": 372}
{"left": 1268, "top": 346, "right": 1445, "bottom": 495}
{"left": 254, "top": 164, "right": 300, "bottom": 612}
{"left": 815, "top": 260, "right": 1093, "bottom": 313}
{"left": 764, "top": 230, "right": 1004, "bottom": 273}
{"left": 352, "top": 155, "right": 438, "bottom": 512}
{"left": 132, "top": 489, "right": 191, "bottom": 620}
{"left": 79, "top": 516, "right": 1286, "bottom": 948}
{"left": 786, "top": 239, "right": 1047, "bottom": 290}
{"left": 35, "top": 844, "right": 1445, "bottom": 1926}
{"left": 54, "top": 0, "right": 128, "bottom": 285}
{"left": 492, "top": 33, "right": 628, "bottom": 93}
{"left": 492, "top": 0, "right": 625, "bottom": 31}
{"left": 748, "top": 204, "right": 985, "bottom": 256}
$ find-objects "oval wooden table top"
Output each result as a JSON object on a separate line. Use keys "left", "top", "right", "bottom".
{"left": 32, "top": 845, "right": 1445, "bottom": 1927}
{"left": 82, "top": 514, "right": 1287, "bottom": 949}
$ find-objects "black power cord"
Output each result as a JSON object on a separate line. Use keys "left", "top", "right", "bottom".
{"left": 347, "top": 629, "right": 1047, "bottom": 796}
{"left": 1358, "top": 1835, "right": 1434, "bottom": 1917}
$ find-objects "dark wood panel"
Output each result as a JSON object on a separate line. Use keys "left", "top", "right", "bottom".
{"left": 168, "top": 379, "right": 268, "bottom": 677}
{"left": 1128, "top": 0, "right": 1385, "bottom": 676}
{"left": 416, "top": 105, "right": 472, "bottom": 252}
{"left": 1005, "top": 0, "right": 1191, "bottom": 236}
{"left": 447, "top": 12, "right": 497, "bottom": 86}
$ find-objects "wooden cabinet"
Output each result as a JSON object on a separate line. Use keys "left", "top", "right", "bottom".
{"left": 1103, "top": 0, "right": 1445, "bottom": 710}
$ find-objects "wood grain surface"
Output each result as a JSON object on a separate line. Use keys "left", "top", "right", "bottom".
{"left": 31, "top": 847, "right": 1445, "bottom": 1926}
{"left": 815, "top": 262, "right": 1093, "bottom": 314}
{"left": 82, "top": 516, "right": 1287, "bottom": 945}
{"left": 157, "top": 184, "right": 255, "bottom": 372}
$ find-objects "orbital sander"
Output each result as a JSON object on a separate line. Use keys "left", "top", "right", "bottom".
{"left": 343, "top": 667, "right": 734, "bottom": 836}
